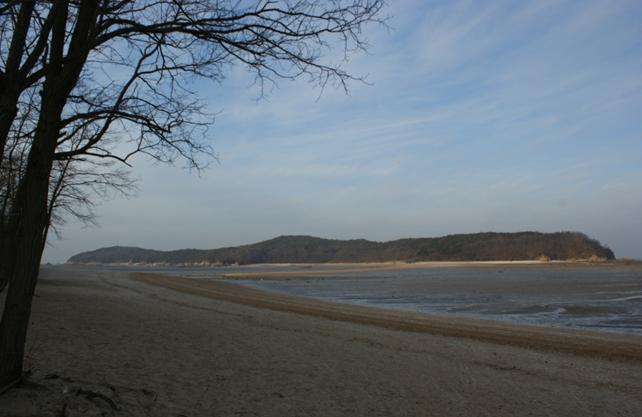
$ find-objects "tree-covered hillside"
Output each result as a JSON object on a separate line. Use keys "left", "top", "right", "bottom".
{"left": 67, "top": 232, "right": 615, "bottom": 265}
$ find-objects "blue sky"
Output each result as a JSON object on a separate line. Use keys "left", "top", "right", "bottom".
{"left": 44, "top": 0, "right": 642, "bottom": 262}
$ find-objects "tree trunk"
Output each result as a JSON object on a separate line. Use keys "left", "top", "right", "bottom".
{"left": 0, "top": 0, "right": 97, "bottom": 386}
{"left": 0, "top": 93, "right": 20, "bottom": 294}
{"left": 0, "top": 0, "right": 35, "bottom": 157}
{"left": 0, "top": 98, "right": 18, "bottom": 159}
{"left": 0, "top": 115, "right": 58, "bottom": 388}
{"left": 0, "top": 1, "right": 37, "bottom": 293}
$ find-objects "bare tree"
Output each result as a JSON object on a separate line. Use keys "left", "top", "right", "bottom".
{"left": 0, "top": 155, "right": 137, "bottom": 294}
{"left": 0, "top": 0, "right": 385, "bottom": 388}
{"left": 0, "top": 84, "right": 40, "bottom": 294}
{"left": 47, "top": 160, "right": 137, "bottom": 241}
{"left": 0, "top": 88, "right": 137, "bottom": 293}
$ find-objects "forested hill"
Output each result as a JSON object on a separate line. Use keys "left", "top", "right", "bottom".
{"left": 67, "top": 232, "right": 615, "bottom": 265}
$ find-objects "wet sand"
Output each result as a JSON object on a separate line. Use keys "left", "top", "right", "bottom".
{"left": 229, "top": 262, "right": 642, "bottom": 332}
{"left": 2, "top": 265, "right": 642, "bottom": 416}
{"left": 135, "top": 272, "right": 642, "bottom": 361}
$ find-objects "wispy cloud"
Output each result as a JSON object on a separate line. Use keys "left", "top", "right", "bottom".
{"left": 44, "top": 0, "right": 642, "bottom": 262}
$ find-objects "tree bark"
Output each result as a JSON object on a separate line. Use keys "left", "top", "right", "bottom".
{"left": 0, "top": 118, "right": 56, "bottom": 387}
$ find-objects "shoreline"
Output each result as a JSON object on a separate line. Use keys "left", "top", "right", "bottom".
{"left": 135, "top": 272, "right": 642, "bottom": 361}
{"left": 219, "top": 259, "right": 640, "bottom": 279}
{"left": 221, "top": 260, "right": 554, "bottom": 279}
{"left": 61, "top": 259, "right": 642, "bottom": 281}
{"left": 65, "top": 259, "right": 630, "bottom": 267}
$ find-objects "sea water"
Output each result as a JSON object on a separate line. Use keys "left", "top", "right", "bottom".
{"left": 95, "top": 264, "right": 642, "bottom": 335}
{"left": 234, "top": 266, "right": 642, "bottom": 335}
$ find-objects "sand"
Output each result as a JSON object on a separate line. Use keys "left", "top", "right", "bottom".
{"left": 134, "top": 272, "right": 642, "bottom": 361}
{"left": 218, "top": 260, "right": 582, "bottom": 279}
{"left": 218, "top": 259, "right": 637, "bottom": 280}
{"left": 1, "top": 265, "right": 642, "bottom": 416}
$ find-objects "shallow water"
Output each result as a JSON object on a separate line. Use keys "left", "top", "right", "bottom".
{"left": 235, "top": 266, "right": 642, "bottom": 335}
{"left": 88, "top": 264, "right": 642, "bottom": 335}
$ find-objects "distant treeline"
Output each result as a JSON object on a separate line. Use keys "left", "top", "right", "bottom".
{"left": 67, "top": 232, "right": 615, "bottom": 265}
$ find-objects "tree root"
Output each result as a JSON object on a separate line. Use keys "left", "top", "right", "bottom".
{"left": 0, "top": 377, "right": 21, "bottom": 397}
{"left": 76, "top": 388, "right": 120, "bottom": 411}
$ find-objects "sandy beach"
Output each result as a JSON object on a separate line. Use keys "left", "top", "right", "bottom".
{"left": 2, "top": 265, "right": 642, "bottom": 416}
{"left": 218, "top": 259, "right": 626, "bottom": 280}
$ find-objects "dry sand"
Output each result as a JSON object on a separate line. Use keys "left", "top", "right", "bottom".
{"left": 1, "top": 265, "right": 642, "bottom": 416}
{"left": 219, "top": 259, "right": 631, "bottom": 280}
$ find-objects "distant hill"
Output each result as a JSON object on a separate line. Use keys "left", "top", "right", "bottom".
{"left": 67, "top": 232, "right": 615, "bottom": 265}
